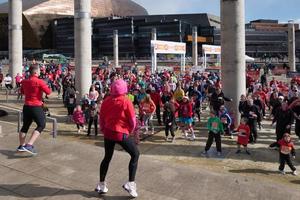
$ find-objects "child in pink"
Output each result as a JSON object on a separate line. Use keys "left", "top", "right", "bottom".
{"left": 72, "top": 105, "right": 85, "bottom": 133}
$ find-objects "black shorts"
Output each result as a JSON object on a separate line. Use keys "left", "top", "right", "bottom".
{"left": 20, "top": 105, "right": 46, "bottom": 133}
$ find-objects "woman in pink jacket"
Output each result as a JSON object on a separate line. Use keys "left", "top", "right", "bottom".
{"left": 95, "top": 79, "right": 139, "bottom": 198}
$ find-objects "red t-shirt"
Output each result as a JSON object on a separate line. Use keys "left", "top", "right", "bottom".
{"left": 278, "top": 139, "right": 295, "bottom": 155}
{"left": 237, "top": 124, "right": 250, "bottom": 145}
{"left": 21, "top": 75, "right": 51, "bottom": 106}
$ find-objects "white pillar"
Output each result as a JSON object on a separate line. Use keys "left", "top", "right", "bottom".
{"left": 151, "top": 28, "right": 157, "bottom": 73}
{"left": 181, "top": 54, "right": 186, "bottom": 73}
{"left": 221, "top": 0, "right": 246, "bottom": 125}
{"left": 288, "top": 20, "right": 296, "bottom": 72}
{"left": 74, "top": 0, "right": 92, "bottom": 97}
{"left": 113, "top": 30, "right": 119, "bottom": 68}
{"left": 151, "top": 28, "right": 157, "bottom": 41}
{"left": 192, "top": 26, "right": 198, "bottom": 67}
{"left": 9, "top": 0, "right": 23, "bottom": 85}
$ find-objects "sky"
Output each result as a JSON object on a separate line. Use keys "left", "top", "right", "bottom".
{"left": 133, "top": 0, "right": 300, "bottom": 23}
{"left": 0, "top": 0, "right": 299, "bottom": 23}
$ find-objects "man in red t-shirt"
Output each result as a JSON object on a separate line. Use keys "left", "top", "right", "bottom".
{"left": 17, "top": 65, "right": 51, "bottom": 155}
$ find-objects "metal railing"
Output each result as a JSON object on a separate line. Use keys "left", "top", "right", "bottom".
{"left": 1, "top": 105, "right": 58, "bottom": 138}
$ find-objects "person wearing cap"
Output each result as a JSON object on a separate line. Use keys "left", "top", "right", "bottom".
{"left": 17, "top": 64, "right": 51, "bottom": 155}
{"left": 96, "top": 79, "right": 139, "bottom": 198}
{"left": 178, "top": 96, "right": 195, "bottom": 140}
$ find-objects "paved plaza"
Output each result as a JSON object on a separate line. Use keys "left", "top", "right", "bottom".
{"left": 0, "top": 91, "right": 300, "bottom": 200}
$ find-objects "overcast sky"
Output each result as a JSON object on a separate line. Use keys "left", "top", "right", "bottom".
{"left": 0, "top": 0, "right": 299, "bottom": 23}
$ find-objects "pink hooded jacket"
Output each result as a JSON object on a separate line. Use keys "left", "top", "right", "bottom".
{"left": 100, "top": 79, "right": 136, "bottom": 141}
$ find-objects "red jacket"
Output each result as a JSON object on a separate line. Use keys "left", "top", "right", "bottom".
{"left": 237, "top": 124, "right": 250, "bottom": 145}
{"left": 21, "top": 75, "right": 51, "bottom": 106}
{"left": 100, "top": 95, "right": 136, "bottom": 141}
{"left": 150, "top": 92, "right": 161, "bottom": 106}
{"left": 140, "top": 100, "right": 156, "bottom": 114}
{"left": 72, "top": 110, "right": 85, "bottom": 124}
{"left": 278, "top": 139, "right": 295, "bottom": 155}
{"left": 179, "top": 102, "right": 193, "bottom": 118}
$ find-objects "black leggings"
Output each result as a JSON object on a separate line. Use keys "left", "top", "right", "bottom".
{"left": 279, "top": 153, "right": 296, "bottom": 171}
{"left": 87, "top": 117, "right": 98, "bottom": 135}
{"left": 205, "top": 131, "right": 222, "bottom": 152}
{"left": 20, "top": 105, "right": 46, "bottom": 133}
{"left": 165, "top": 124, "right": 175, "bottom": 137}
{"left": 100, "top": 137, "right": 140, "bottom": 182}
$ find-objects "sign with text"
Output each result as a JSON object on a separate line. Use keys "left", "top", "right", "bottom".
{"left": 202, "top": 45, "right": 221, "bottom": 55}
{"left": 151, "top": 40, "right": 186, "bottom": 54}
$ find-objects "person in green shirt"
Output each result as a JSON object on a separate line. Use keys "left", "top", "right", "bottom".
{"left": 202, "top": 111, "right": 224, "bottom": 157}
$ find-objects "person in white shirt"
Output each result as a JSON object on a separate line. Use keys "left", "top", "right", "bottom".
{"left": 4, "top": 74, "right": 13, "bottom": 90}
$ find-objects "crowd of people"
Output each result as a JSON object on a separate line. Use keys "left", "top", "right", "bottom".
{"left": 1, "top": 61, "right": 299, "bottom": 197}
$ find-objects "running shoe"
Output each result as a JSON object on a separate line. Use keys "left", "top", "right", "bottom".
{"left": 279, "top": 170, "right": 286, "bottom": 175}
{"left": 292, "top": 170, "right": 298, "bottom": 176}
{"left": 16, "top": 145, "right": 25, "bottom": 152}
{"left": 22, "top": 144, "right": 37, "bottom": 155}
{"left": 95, "top": 182, "right": 108, "bottom": 194}
{"left": 123, "top": 182, "right": 138, "bottom": 198}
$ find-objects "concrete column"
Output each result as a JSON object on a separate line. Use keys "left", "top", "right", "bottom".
{"left": 221, "top": 0, "right": 246, "bottom": 125}
{"left": 9, "top": 0, "right": 23, "bottom": 85}
{"left": 151, "top": 28, "right": 157, "bottom": 73}
{"left": 192, "top": 26, "right": 198, "bottom": 66}
{"left": 113, "top": 30, "right": 119, "bottom": 67}
{"left": 74, "top": 0, "right": 92, "bottom": 97}
{"left": 151, "top": 28, "right": 157, "bottom": 41}
{"left": 288, "top": 20, "right": 296, "bottom": 72}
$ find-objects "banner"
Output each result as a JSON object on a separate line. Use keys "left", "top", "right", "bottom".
{"left": 151, "top": 40, "right": 186, "bottom": 54}
{"left": 202, "top": 45, "right": 221, "bottom": 55}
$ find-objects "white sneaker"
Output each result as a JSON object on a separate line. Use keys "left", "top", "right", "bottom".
{"left": 165, "top": 136, "right": 169, "bottom": 142}
{"left": 292, "top": 170, "right": 298, "bottom": 176}
{"left": 172, "top": 136, "right": 175, "bottom": 143}
{"left": 230, "top": 135, "right": 234, "bottom": 139}
{"left": 184, "top": 132, "right": 188, "bottom": 139}
{"left": 123, "top": 182, "right": 138, "bottom": 198}
{"left": 190, "top": 134, "right": 196, "bottom": 141}
{"left": 279, "top": 170, "right": 286, "bottom": 175}
{"left": 95, "top": 182, "right": 108, "bottom": 194}
{"left": 201, "top": 151, "right": 208, "bottom": 157}
{"left": 77, "top": 129, "right": 81, "bottom": 133}
{"left": 151, "top": 128, "right": 155, "bottom": 135}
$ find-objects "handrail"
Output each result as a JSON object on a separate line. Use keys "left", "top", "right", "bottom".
{"left": 0, "top": 105, "right": 58, "bottom": 138}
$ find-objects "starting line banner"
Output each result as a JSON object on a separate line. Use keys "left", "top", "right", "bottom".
{"left": 151, "top": 40, "right": 186, "bottom": 73}
{"left": 202, "top": 45, "right": 221, "bottom": 55}
{"left": 151, "top": 40, "right": 186, "bottom": 54}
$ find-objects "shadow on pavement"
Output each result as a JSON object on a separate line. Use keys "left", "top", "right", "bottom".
{"left": 0, "top": 149, "right": 34, "bottom": 159}
{"left": 290, "top": 180, "right": 300, "bottom": 184}
{"left": 0, "top": 184, "right": 132, "bottom": 199}
{"left": 229, "top": 168, "right": 279, "bottom": 175}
